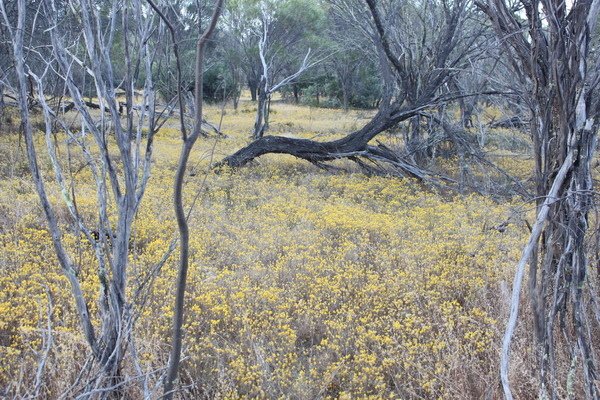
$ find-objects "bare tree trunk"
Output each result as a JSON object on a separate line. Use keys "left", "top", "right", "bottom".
{"left": 249, "top": 79, "right": 258, "bottom": 101}
{"left": 3, "top": 0, "right": 175, "bottom": 395}
{"left": 0, "top": 77, "right": 4, "bottom": 121}
{"left": 230, "top": 65, "right": 241, "bottom": 110}
{"left": 153, "top": 0, "right": 225, "bottom": 398}
{"left": 292, "top": 83, "right": 300, "bottom": 104}
{"left": 406, "top": 114, "right": 427, "bottom": 164}
{"left": 341, "top": 84, "right": 349, "bottom": 112}
{"left": 254, "top": 79, "right": 268, "bottom": 138}
{"left": 477, "top": 0, "right": 600, "bottom": 397}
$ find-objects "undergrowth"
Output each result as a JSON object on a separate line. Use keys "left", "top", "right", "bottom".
{"left": 0, "top": 100, "right": 539, "bottom": 398}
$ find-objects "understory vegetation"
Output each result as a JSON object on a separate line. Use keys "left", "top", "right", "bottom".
{"left": 0, "top": 99, "right": 560, "bottom": 398}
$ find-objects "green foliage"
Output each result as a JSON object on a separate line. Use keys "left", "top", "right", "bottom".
{"left": 203, "top": 62, "right": 241, "bottom": 103}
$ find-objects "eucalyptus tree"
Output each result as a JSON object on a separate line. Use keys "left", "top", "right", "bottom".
{"left": 221, "top": 0, "right": 262, "bottom": 101}
{"left": 323, "top": 3, "right": 382, "bottom": 111}
{"left": 1, "top": 0, "right": 178, "bottom": 395}
{"left": 476, "top": 0, "right": 600, "bottom": 398}
{"left": 251, "top": 9, "right": 312, "bottom": 138}
{"left": 209, "top": 41, "right": 244, "bottom": 109}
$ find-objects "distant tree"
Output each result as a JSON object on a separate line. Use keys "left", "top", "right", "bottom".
{"left": 202, "top": 60, "right": 241, "bottom": 105}
{"left": 220, "top": 0, "right": 325, "bottom": 137}
{"left": 221, "top": 0, "right": 262, "bottom": 101}
{"left": 251, "top": 4, "right": 315, "bottom": 138}
{"left": 211, "top": 32, "right": 244, "bottom": 109}
{"left": 320, "top": 5, "right": 382, "bottom": 111}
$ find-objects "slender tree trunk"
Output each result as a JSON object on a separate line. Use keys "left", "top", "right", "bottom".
{"left": 341, "top": 84, "right": 349, "bottom": 112}
{"left": 249, "top": 79, "right": 258, "bottom": 101}
{"left": 459, "top": 98, "right": 474, "bottom": 128}
{"left": 233, "top": 92, "right": 240, "bottom": 110}
{"left": 407, "top": 115, "right": 426, "bottom": 164}
{"left": 0, "top": 78, "right": 5, "bottom": 122}
{"left": 162, "top": 1, "right": 224, "bottom": 397}
{"left": 292, "top": 83, "right": 299, "bottom": 104}
{"left": 0, "top": 79, "right": 5, "bottom": 136}
{"left": 253, "top": 81, "right": 268, "bottom": 139}
{"left": 164, "top": 138, "right": 196, "bottom": 398}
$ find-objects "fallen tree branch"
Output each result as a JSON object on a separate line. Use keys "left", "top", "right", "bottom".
{"left": 488, "top": 115, "right": 529, "bottom": 129}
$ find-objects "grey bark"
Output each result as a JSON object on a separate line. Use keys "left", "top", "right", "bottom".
{"left": 2, "top": 0, "right": 175, "bottom": 395}
{"left": 477, "top": 0, "right": 600, "bottom": 397}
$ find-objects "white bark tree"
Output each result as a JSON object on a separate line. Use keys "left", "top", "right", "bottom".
{"left": 252, "top": 2, "right": 315, "bottom": 139}
{"left": 1, "top": 0, "right": 177, "bottom": 395}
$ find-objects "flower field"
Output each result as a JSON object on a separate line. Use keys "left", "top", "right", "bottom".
{"left": 0, "top": 101, "right": 533, "bottom": 398}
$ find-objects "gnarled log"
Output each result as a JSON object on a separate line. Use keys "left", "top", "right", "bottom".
{"left": 220, "top": 106, "right": 425, "bottom": 170}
